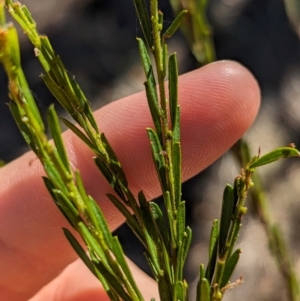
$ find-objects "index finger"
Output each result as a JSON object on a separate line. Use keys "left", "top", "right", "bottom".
{"left": 0, "top": 61, "right": 260, "bottom": 301}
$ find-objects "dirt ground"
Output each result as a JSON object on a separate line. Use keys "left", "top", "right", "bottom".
{"left": 1, "top": 0, "right": 300, "bottom": 300}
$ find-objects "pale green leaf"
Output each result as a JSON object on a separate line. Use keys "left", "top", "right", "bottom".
{"left": 163, "top": 10, "right": 188, "bottom": 40}
{"left": 219, "top": 184, "right": 234, "bottom": 258}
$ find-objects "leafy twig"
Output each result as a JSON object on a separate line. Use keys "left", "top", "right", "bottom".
{"left": 1, "top": 2, "right": 144, "bottom": 300}
{"left": 196, "top": 145, "right": 300, "bottom": 301}
{"left": 2, "top": 1, "right": 300, "bottom": 301}
{"left": 236, "top": 140, "right": 300, "bottom": 301}
{"left": 3, "top": 0, "right": 191, "bottom": 299}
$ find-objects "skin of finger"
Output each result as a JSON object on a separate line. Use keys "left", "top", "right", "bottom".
{"left": 0, "top": 61, "right": 260, "bottom": 300}
{"left": 28, "top": 257, "right": 159, "bottom": 301}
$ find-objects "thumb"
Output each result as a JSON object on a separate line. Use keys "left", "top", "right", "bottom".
{"left": 28, "top": 257, "right": 159, "bottom": 301}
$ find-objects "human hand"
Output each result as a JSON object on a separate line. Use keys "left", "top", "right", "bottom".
{"left": 0, "top": 61, "right": 260, "bottom": 301}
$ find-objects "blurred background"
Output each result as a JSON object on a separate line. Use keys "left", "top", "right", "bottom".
{"left": 1, "top": 0, "right": 300, "bottom": 300}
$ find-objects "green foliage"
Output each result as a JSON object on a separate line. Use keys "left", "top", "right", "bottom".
{"left": 169, "top": 0, "right": 215, "bottom": 65}
{"left": 1, "top": 0, "right": 300, "bottom": 300}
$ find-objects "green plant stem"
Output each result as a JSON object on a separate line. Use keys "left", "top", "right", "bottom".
{"left": 169, "top": 0, "right": 216, "bottom": 65}
{"left": 235, "top": 139, "right": 300, "bottom": 301}
{"left": 150, "top": 1, "right": 176, "bottom": 216}
{"left": 251, "top": 173, "right": 299, "bottom": 301}
{"left": 149, "top": 0, "right": 181, "bottom": 261}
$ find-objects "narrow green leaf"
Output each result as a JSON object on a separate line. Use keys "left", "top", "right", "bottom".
{"left": 177, "top": 201, "right": 186, "bottom": 241}
{"left": 88, "top": 195, "right": 113, "bottom": 249}
{"left": 5, "top": 2, "right": 32, "bottom": 39}
{"left": 248, "top": 147, "right": 300, "bottom": 169}
{"left": 78, "top": 222, "right": 110, "bottom": 268}
{"left": 93, "top": 260, "right": 132, "bottom": 301}
{"left": 5, "top": 23, "right": 44, "bottom": 133}
{"left": 165, "top": 190, "right": 177, "bottom": 249}
{"left": 175, "top": 226, "right": 189, "bottom": 282}
{"left": 158, "top": 10, "right": 164, "bottom": 27}
{"left": 138, "top": 191, "right": 161, "bottom": 273}
{"left": 168, "top": 53, "right": 178, "bottom": 128}
{"left": 176, "top": 244, "right": 185, "bottom": 283}
{"left": 46, "top": 147, "right": 72, "bottom": 185}
{"left": 132, "top": 0, "right": 152, "bottom": 47}
{"left": 163, "top": 10, "right": 188, "bottom": 40}
{"left": 100, "top": 133, "right": 128, "bottom": 187}
{"left": 40, "top": 34, "right": 55, "bottom": 55}
{"left": 238, "top": 138, "right": 251, "bottom": 165}
{"left": 147, "top": 128, "right": 167, "bottom": 191}
{"left": 144, "top": 253, "right": 159, "bottom": 280}
{"left": 74, "top": 170, "right": 91, "bottom": 208}
{"left": 209, "top": 219, "right": 219, "bottom": 259}
{"left": 47, "top": 54, "right": 79, "bottom": 104}
{"left": 19, "top": 2, "right": 37, "bottom": 27}
{"left": 42, "top": 157, "right": 68, "bottom": 195}
{"left": 42, "top": 75, "right": 75, "bottom": 116}
{"left": 196, "top": 264, "right": 206, "bottom": 301}
{"left": 137, "top": 39, "right": 156, "bottom": 90}
{"left": 48, "top": 105, "right": 71, "bottom": 172}
{"left": 226, "top": 218, "right": 242, "bottom": 261}
{"left": 144, "top": 81, "right": 163, "bottom": 142}
{"left": 233, "top": 176, "right": 241, "bottom": 213}
{"left": 173, "top": 141, "right": 182, "bottom": 206}
{"left": 9, "top": 102, "right": 35, "bottom": 150}
{"left": 39, "top": 39, "right": 90, "bottom": 125}
{"left": 35, "top": 46, "right": 51, "bottom": 73}
{"left": 144, "top": 201, "right": 173, "bottom": 282}
{"left": 200, "top": 278, "right": 211, "bottom": 301}
{"left": 172, "top": 105, "right": 181, "bottom": 143}
{"left": 162, "top": 43, "right": 168, "bottom": 78}
{"left": 63, "top": 228, "right": 97, "bottom": 277}
{"left": 158, "top": 275, "right": 172, "bottom": 301}
{"left": 161, "top": 240, "right": 173, "bottom": 284}
{"left": 220, "top": 248, "right": 241, "bottom": 288}
{"left": 200, "top": 264, "right": 205, "bottom": 281}
{"left": 219, "top": 184, "right": 234, "bottom": 258}
{"left": 143, "top": 230, "right": 161, "bottom": 276}
{"left": 42, "top": 177, "right": 59, "bottom": 203}
{"left": 88, "top": 252, "right": 120, "bottom": 301}
{"left": 205, "top": 219, "right": 219, "bottom": 282}
{"left": 61, "top": 118, "right": 95, "bottom": 151}
{"left": 174, "top": 280, "right": 185, "bottom": 301}
{"left": 94, "top": 157, "right": 124, "bottom": 199}
{"left": 149, "top": 202, "right": 170, "bottom": 248}
{"left": 17, "top": 78, "right": 44, "bottom": 135}
{"left": 137, "top": 38, "right": 162, "bottom": 141}
{"left": 69, "top": 76, "right": 99, "bottom": 133}
{"left": 182, "top": 226, "right": 192, "bottom": 264}
{"left": 53, "top": 189, "right": 80, "bottom": 225}
{"left": 107, "top": 193, "right": 144, "bottom": 244}
{"left": 42, "top": 177, "right": 77, "bottom": 227}
{"left": 184, "top": 280, "right": 189, "bottom": 300}
{"left": 149, "top": 201, "right": 162, "bottom": 220}
{"left": 7, "top": 24, "right": 20, "bottom": 67}
{"left": 111, "top": 236, "right": 144, "bottom": 300}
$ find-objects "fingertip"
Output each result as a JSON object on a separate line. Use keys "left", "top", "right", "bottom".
{"left": 178, "top": 60, "right": 260, "bottom": 178}
{"left": 180, "top": 60, "right": 260, "bottom": 124}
